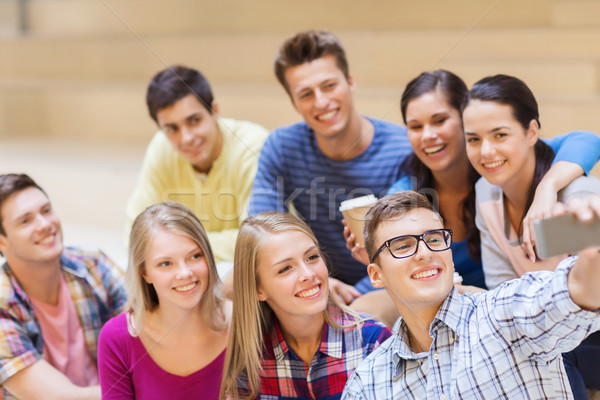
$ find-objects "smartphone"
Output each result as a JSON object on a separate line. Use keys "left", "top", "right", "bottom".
{"left": 534, "top": 213, "right": 600, "bottom": 259}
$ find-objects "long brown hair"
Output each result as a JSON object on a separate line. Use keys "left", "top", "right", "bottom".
{"left": 467, "top": 74, "right": 555, "bottom": 235}
{"left": 399, "top": 70, "right": 480, "bottom": 261}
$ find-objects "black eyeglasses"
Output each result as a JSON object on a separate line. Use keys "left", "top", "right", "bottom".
{"left": 370, "top": 229, "right": 453, "bottom": 263}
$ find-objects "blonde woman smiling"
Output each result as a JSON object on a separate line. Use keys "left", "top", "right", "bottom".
{"left": 98, "top": 202, "right": 230, "bottom": 400}
{"left": 220, "top": 212, "right": 390, "bottom": 400}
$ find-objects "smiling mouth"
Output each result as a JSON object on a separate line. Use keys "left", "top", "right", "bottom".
{"left": 482, "top": 160, "right": 506, "bottom": 169}
{"left": 316, "top": 110, "right": 337, "bottom": 122}
{"left": 174, "top": 282, "right": 197, "bottom": 292}
{"left": 296, "top": 284, "right": 320, "bottom": 298}
{"left": 423, "top": 144, "right": 446, "bottom": 155}
{"left": 411, "top": 268, "right": 441, "bottom": 279}
{"left": 36, "top": 233, "right": 56, "bottom": 245}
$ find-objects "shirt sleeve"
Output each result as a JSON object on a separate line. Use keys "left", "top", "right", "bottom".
{"left": 484, "top": 257, "right": 600, "bottom": 361}
{"left": 97, "top": 315, "right": 135, "bottom": 399}
{"left": 475, "top": 199, "right": 519, "bottom": 289}
{"left": 360, "top": 320, "right": 392, "bottom": 355}
{"left": 0, "top": 310, "right": 42, "bottom": 384}
{"left": 544, "top": 131, "right": 600, "bottom": 175}
{"left": 248, "top": 133, "right": 289, "bottom": 216}
{"left": 125, "top": 133, "right": 171, "bottom": 237}
{"left": 96, "top": 251, "right": 127, "bottom": 316}
{"left": 341, "top": 371, "right": 369, "bottom": 400}
{"left": 386, "top": 176, "right": 412, "bottom": 196}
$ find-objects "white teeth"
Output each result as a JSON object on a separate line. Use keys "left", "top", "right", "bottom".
{"left": 412, "top": 269, "right": 439, "bottom": 279}
{"left": 316, "top": 110, "right": 336, "bottom": 121}
{"left": 296, "top": 285, "right": 319, "bottom": 298}
{"left": 483, "top": 160, "right": 505, "bottom": 169}
{"left": 37, "top": 235, "right": 54, "bottom": 245}
{"left": 424, "top": 145, "right": 445, "bottom": 155}
{"left": 174, "top": 282, "right": 197, "bottom": 292}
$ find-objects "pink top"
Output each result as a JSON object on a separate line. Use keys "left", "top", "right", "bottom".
{"left": 30, "top": 276, "right": 99, "bottom": 386}
{"left": 475, "top": 176, "right": 600, "bottom": 289}
{"left": 97, "top": 313, "right": 225, "bottom": 400}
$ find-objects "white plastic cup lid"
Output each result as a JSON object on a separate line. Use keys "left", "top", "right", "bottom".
{"left": 339, "top": 195, "right": 378, "bottom": 211}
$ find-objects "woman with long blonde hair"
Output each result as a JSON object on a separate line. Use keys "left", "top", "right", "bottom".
{"left": 98, "top": 202, "right": 230, "bottom": 399}
{"left": 220, "top": 212, "right": 390, "bottom": 400}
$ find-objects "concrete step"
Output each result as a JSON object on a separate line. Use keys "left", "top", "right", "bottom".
{"left": 1, "top": 79, "right": 599, "bottom": 142}
{"left": 553, "top": 0, "right": 600, "bottom": 27}
{"left": 23, "top": 0, "right": 553, "bottom": 36}
{"left": 2, "top": 28, "right": 600, "bottom": 96}
{"left": 0, "top": 137, "right": 145, "bottom": 267}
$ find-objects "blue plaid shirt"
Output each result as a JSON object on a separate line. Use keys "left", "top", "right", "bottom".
{"left": 342, "top": 257, "right": 600, "bottom": 400}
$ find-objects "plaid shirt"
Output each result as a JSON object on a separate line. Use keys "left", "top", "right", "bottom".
{"left": 342, "top": 257, "right": 600, "bottom": 400}
{"left": 0, "top": 247, "right": 126, "bottom": 398}
{"left": 251, "top": 304, "right": 391, "bottom": 400}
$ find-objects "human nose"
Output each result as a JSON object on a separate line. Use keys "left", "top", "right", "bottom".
{"left": 314, "top": 89, "right": 329, "bottom": 109}
{"left": 480, "top": 138, "right": 495, "bottom": 158}
{"left": 34, "top": 214, "right": 52, "bottom": 232}
{"left": 180, "top": 126, "right": 196, "bottom": 145}
{"left": 413, "top": 237, "right": 432, "bottom": 260}
{"left": 422, "top": 125, "right": 437, "bottom": 141}
{"left": 298, "top": 263, "right": 315, "bottom": 282}
{"left": 176, "top": 262, "right": 193, "bottom": 279}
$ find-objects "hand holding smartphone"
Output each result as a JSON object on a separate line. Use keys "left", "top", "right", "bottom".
{"left": 534, "top": 213, "right": 600, "bottom": 259}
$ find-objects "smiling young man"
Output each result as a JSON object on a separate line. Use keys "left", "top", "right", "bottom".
{"left": 127, "top": 65, "right": 269, "bottom": 262}
{"left": 248, "top": 30, "right": 413, "bottom": 302}
{"left": 0, "top": 174, "right": 126, "bottom": 400}
{"left": 341, "top": 191, "right": 600, "bottom": 399}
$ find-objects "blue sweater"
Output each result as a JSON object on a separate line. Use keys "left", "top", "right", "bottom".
{"left": 249, "top": 117, "right": 411, "bottom": 285}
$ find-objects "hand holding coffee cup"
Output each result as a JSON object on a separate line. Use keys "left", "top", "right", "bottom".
{"left": 339, "top": 195, "right": 378, "bottom": 248}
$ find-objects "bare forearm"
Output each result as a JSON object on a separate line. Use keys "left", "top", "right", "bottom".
{"left": 568, "top": 247, "right": 600, "bottom": 310}
{"left": 3, "top": 360, "right": 101, "bottom": 400}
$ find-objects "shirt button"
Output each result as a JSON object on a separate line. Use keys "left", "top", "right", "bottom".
{"left": 449, "top": 337, "right": 455, "bottom": 344}
{"left": 440, "top": 395, "right": 446, "bottom": 400}
{"left": 433, "top": 353, "right": 439, "bottom": 360}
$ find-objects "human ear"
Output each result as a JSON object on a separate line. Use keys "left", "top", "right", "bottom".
{"left": 367, "top": 263, "right": 385, "bottom": 289}
{"left": 257, "top": 287, "right": 268, "bottom": 301}
{"left": 347, "top": 74, "right": 356, "bottom": 93}
{"left": 141, "top": 266, "right": 152, "bottom": 284}
{"left": 527, "top": 119, "right": 540, "bottom": 145}
{"left": 0, "top": 234, "right": 8, "bottom": 256}
{"left": 210, "top": 101, "right": 220, "bottom": 115}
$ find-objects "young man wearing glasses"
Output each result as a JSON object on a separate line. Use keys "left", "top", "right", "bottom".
{"left": 342, "top": 190, "right": 600, "bottom": 399}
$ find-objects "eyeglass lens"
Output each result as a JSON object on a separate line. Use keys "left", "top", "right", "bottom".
{"left": 389, "top": 230, "right": 450, "bottom": 257}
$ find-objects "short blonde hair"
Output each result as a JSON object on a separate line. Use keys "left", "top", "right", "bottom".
{"left": 220, "top": 212, "right": 360, "bottom": 400}
{"left": 125, "top": 202, "right": 225, "bottom": 335}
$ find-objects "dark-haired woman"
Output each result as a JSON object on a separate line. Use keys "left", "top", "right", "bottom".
{"left": 464, "top": 74, "right": 600, "bottom": 399}
{"left": 347, "top": 70, "right": 600, "bottom": 295}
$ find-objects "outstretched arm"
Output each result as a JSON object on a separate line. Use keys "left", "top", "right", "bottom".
{"left": 524, "top": 130, "right": 600, "bottom": 262}
{"left": 3, "top": 360, "right": 100, "bottom": 400}
{"left": 563, "top": 195, "right": 600, "bottom": 310}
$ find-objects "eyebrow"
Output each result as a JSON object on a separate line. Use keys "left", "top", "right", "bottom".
{"left": 12, "top": 201, "right": 51, "bottom": 224}
{"left": 271, "top": 245, "right": 317, "bottom": 267}
{"left": 293, "top": 78, "right": 337, "bottom": 97}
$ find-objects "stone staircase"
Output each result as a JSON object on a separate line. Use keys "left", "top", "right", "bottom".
{"left": 1, "top": 0, "right": 600, "bottom": 265}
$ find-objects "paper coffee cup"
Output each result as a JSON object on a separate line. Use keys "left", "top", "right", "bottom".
{"left": 339, "top": 195, "right": 378, "bottom": 247}
{"left": 453, "top": 272, "right": 463, "bottom": 285}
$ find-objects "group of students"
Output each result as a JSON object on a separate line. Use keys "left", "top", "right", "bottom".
{"left": 1, "top": 28, "right": 600, "bottom": 400}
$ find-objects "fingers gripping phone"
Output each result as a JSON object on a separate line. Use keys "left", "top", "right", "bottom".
{"left": 534, "top": 213, "right": 600, "bottom": 259}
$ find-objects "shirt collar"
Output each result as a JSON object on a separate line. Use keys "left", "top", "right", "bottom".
{"left": 270, "top": 304, "right": 344, "bottom": 363}
{"left": 60, "top": 251, "right": 89, "bottom": 278}
{"left": 391, "top": 288, "right": 465, "bottom": 379}
{"left": 1, "top": 250, "right": 89, "bottom": 303}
